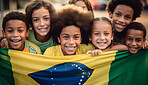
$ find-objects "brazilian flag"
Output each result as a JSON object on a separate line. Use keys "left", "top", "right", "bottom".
{"left": 0, "top": 48, "right": 148, "bottom": 85}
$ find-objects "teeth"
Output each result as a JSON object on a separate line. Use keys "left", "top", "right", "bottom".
{"left": 116, "top": 24, "right": 124, "bottom": 28}
{"left": 12, "top": 40, "right": 20, "bottom": 43}
{"left": 66, "top": 47, "right": 75, "bottom": 49}
{"left": 40, "top": 29, "right": 46, "bottom": 31}
{"left": 99, "top": 43, "right": 105, "bottom": 44}
{"left": 130, "top": 48, "right": 137, "bottom": 50}
{"left": 97, "top": 42, "right": 106, "bottom": 44}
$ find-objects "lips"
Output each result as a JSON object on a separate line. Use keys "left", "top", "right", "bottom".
{"left": 97, "top": 42, "right": 107, "bottom": 46}
{"left": 65, "top": 46, "right": 77, "bottom": 51}
{"left": 129, "top": 47, "right": 138, "bottom": 51}
{"left": 38, "top": 27, "right": 48, "bottom": 32}
{"left": 115, "top": 23, "right": 125, "bottom": 29}
{"left": 11, "top": 39, "right": 21, "bottom": 45}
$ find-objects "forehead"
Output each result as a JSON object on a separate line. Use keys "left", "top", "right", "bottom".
{"left": 126, "top": 29, "right": 144, "bottom": 38}
{"left": 92, "top": 21, "right": 112, "bottom": 31}
{"left": 61, "top": 25, "right": 81, "bottom": 34}
{"left": 6, "top": 20, "right": 26, "bottom": 28}
{"left": 32, "top": 7, "right": 50, "bottom": 17}
{"left": 114, "top": 4, "right": 134, "bottom": 15}
{"left": 75, "top": 1, "right": 86, "bottom": 6}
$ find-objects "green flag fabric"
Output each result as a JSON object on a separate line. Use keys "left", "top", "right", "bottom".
{"left": 0, "top": 48, "right": 148, "bottom": 85}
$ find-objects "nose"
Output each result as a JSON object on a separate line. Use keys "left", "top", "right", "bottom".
{"left": 119, "top": 16, "right": 125, "bottom": 23}
{"left": 40, "top": 19, "right": 45, "bottom": 26}
{"left": 69, "top": 38, "right": 75, "bottom": 45}
{"left": 100, "top": 34, "right": 105, "bottom": 40}
{"left": 131, "top": 40, "right": 136, "bottom": 46}
{"left": 12, "top": 31, "right": 19, "bottom": 37}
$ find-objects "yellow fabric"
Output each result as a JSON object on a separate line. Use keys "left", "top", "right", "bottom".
{"left": 9, "top": 49, "right": 117, "bottom": 85}
{"left": 44, "top": 44, "right": 95, "bottom": 56}
{"left": 27, "top": 41, "right": 42, "bottom": 54}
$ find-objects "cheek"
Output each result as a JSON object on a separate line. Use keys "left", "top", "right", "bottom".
{"left": 33, "top": 23, "right": 38, "bottom": 29}
{"left": 138, "top": 42, "right": 143, "bottom": 48}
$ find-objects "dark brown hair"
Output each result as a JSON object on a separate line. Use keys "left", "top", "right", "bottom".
{"left": 106, "top": 0, "right": 143, "bottom": 20}
{"left": 2, "top": 11, "right": 29, "bottom": 31}
{"left": 25, "top": 0, "right": 56, "bottom": 28}
{"left": 51, "top": 5, "right": 93, "bottom": 44}
{"left": 68, "top": 0, "right": 94, "bottom": 18}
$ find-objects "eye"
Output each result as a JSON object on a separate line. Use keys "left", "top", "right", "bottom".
{"left": 44, "top": 17, "right": 50, "bottom": 21}
{"left": 104, "top": 33, "right": 110, "bottom": 36}
{"left": 63, "top": 36, "right": 69, "bottom": 39}
{"left": 32, "top": 19, "right": 39, "bottom": 22}
{"left": 127, "top": 37, "right": 132, "bottom": 41}
{"left": 74, "top": 36, "right": 80, "bottom": 40}
{"left": 7, "top": 30, "right": 13, "bottom": 33}
{"left": 94, "top": 32, "right": 99, "bottom": 35}
{"left": 136, "top": 39, "right": 142, "bottom": 42}
{"left": 125, "top": 16, "right": 132, "bottom": 20}
{"left": 115, "top": 13, "right": 121, "bottom": 17}
{"left": 18, "top": 29, "right": 24, "bottom": 33}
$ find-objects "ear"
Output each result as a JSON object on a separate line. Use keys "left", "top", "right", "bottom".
{"left": 26, "top": 29, "right": 30, "bottom": 37}
{"left": 2, "top": 30, "right": 6, "bottom": 38}
{"left": 89, "top": 37, "right": 92, "bottom": 42}
{"left": 58, "top": 37, "right": 61, "bottom": 43}
{"left": 143, "top": 38, "right": 146, "bottom": 42}
{"left": 108, "top": 11, "right": 113, "bottom": 19}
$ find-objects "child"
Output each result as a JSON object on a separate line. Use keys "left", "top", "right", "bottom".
{"left": 68, "top": 0, "right": 94, "bottom": 18}
{"left": 44, "top": 5, "right": 93, "bottom": 56}
{"left": 106, "top": 0, "right": 143, "bottom": 44}
{"left": 2, "top": 11, "right": 41, "bottom": 54}
{"left": 124, "top": 22, "right": 147, "bottom": 54}
{"left": 86, "top": 17, "right": 128, "bottom": 56}
{"left": 25, "top": 0, "right": 56, "bottom": 54}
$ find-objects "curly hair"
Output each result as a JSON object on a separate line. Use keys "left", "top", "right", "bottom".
{"left": 124, "top": 22, "right": 146, "bottom": 39}
{"left": 25, "top": 0, "right": 56, "bottom": 28}
{"left": 68, "top": 0, "right": 94, "bottom": 18}
{"left": 2, "top": 11, "right": 29, "bottom": 31}
{"left": 106, "top": 0, "right": 143, "bottom": 20}
{"left": 51, "top": 5, "right": 93, "bottom": 45}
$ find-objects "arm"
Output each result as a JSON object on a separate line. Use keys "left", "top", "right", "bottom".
{"left": 104, "top": 44, "right": 128, "bottom": 52}
{"left": 86, "top": 44, "right": 128, "bottom": 56}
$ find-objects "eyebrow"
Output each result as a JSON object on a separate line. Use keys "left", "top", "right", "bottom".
{"left": 32, "top": 15, "right": 50, "bottom": 18}
{"left": 62, "top": 33, "right": 80, "bottom": 36}
{"left": 7, "top": 27, "right": 13, "bottom": 29}
{"left": 7, "top": 27, "right": 25, "bottom": 29}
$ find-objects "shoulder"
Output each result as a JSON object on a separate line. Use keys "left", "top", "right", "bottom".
{"left": 44, "top": 45, "right": 62, "bottom": 56}
{"left": 27, "top": 40, "right": 42, "bottom": 54}
{"left": 77, "top": 43, "right": 95, "bottom": 54}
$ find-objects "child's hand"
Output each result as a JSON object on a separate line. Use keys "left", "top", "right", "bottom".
{"left": 0, "top": 38, "right": 6, "bottom": 48}
{"left": 86, "top": 49, "right": 102, "bottom": 56}
{"left": 143, "top": 41, "right": 148, "bottom": 49}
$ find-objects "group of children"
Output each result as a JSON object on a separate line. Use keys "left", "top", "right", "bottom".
{"left": 0, "top": 0, "right": 147, "bottom": 57}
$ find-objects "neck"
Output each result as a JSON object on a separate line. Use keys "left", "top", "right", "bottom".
{"left": 35, "top": 33, "right": 50, "bottom": 43}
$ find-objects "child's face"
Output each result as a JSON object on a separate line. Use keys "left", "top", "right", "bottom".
{"left": 90, "top": 21, "right": 113, "bottom": 50}
{"left": 3, "top": 20, "right": 29, "bottom": 51}
{"left": 125, "top": 29, "right": 145, "bottom": 54}
{"left": 75, "top": 1, "right": 88, "bottom": 11}
{"left": 58, "top": 25, "right": 81, "bottom": 55}
{"left": 109, "top": 4, "right": 134, "bottom": 32}
{"left": 32, "top": 7, "right": 50, "bottom": 37}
